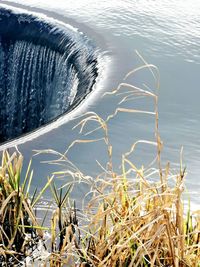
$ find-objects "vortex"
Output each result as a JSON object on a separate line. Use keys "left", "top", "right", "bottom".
{"left": 0, "top": 7, "right": 99, "bottom": 143}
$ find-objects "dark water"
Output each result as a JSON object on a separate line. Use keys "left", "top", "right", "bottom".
{"left": 0, "top": 8, "right": 98, "bottom": 142}
{"left": 0, "top": 0, "right": 200, "bottom": 208}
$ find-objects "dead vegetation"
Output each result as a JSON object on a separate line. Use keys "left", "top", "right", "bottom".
{"left": 0, "top": 58, "right": 199, "bottom": 266}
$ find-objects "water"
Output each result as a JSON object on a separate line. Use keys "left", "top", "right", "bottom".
{"left": 0, "top": 0, "right": 200, "bottom": 208}
{"left": 0, "top": 7, "right": 98, "bottom": 142}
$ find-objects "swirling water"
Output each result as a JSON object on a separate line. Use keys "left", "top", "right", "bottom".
{"left": 0, "top": 0, "right": 200, "bottom": 207}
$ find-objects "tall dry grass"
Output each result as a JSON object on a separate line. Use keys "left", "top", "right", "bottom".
{"left": 0, "top": 56, "right": 199, "bottom": 266}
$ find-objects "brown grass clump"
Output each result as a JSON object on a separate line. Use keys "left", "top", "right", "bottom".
{"left": 0, "top": 150, "right": 43, "bottom": 264}
{"left": 76, "top": 157, "right": 200, "bottom": 267}
{"left": 0, "top": 150, "right": 78, "bottom": 266}
{"left": 0, "top": 58, "right": 199, "bottom": 266}
{"left": 59, "top": 55, "right": 199, "bottom": 266}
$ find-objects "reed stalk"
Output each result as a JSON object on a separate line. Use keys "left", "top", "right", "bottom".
{"left": 0, "top": 60, "right": 199, "bottom": 266}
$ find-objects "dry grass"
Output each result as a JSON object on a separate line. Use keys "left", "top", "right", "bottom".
{"left": 0, "top": 58, "right": 199, "bottom": 266}
{"left": 76, "top": 159, "right": 200, "bottom": 266}
{"left": 0, "top": 150, "right": 43, "bottom": 264}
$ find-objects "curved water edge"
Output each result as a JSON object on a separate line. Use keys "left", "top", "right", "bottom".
{"left": 0, "top": 5, "right": 106, "bottom": 145}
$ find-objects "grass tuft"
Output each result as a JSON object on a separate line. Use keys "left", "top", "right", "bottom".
{"left": 0, "top": 60, "right": 199, "bottom": 266}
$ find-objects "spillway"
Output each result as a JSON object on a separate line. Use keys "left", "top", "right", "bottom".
{"left": 0, "top": 7, "right": 99, "bottom": 143}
